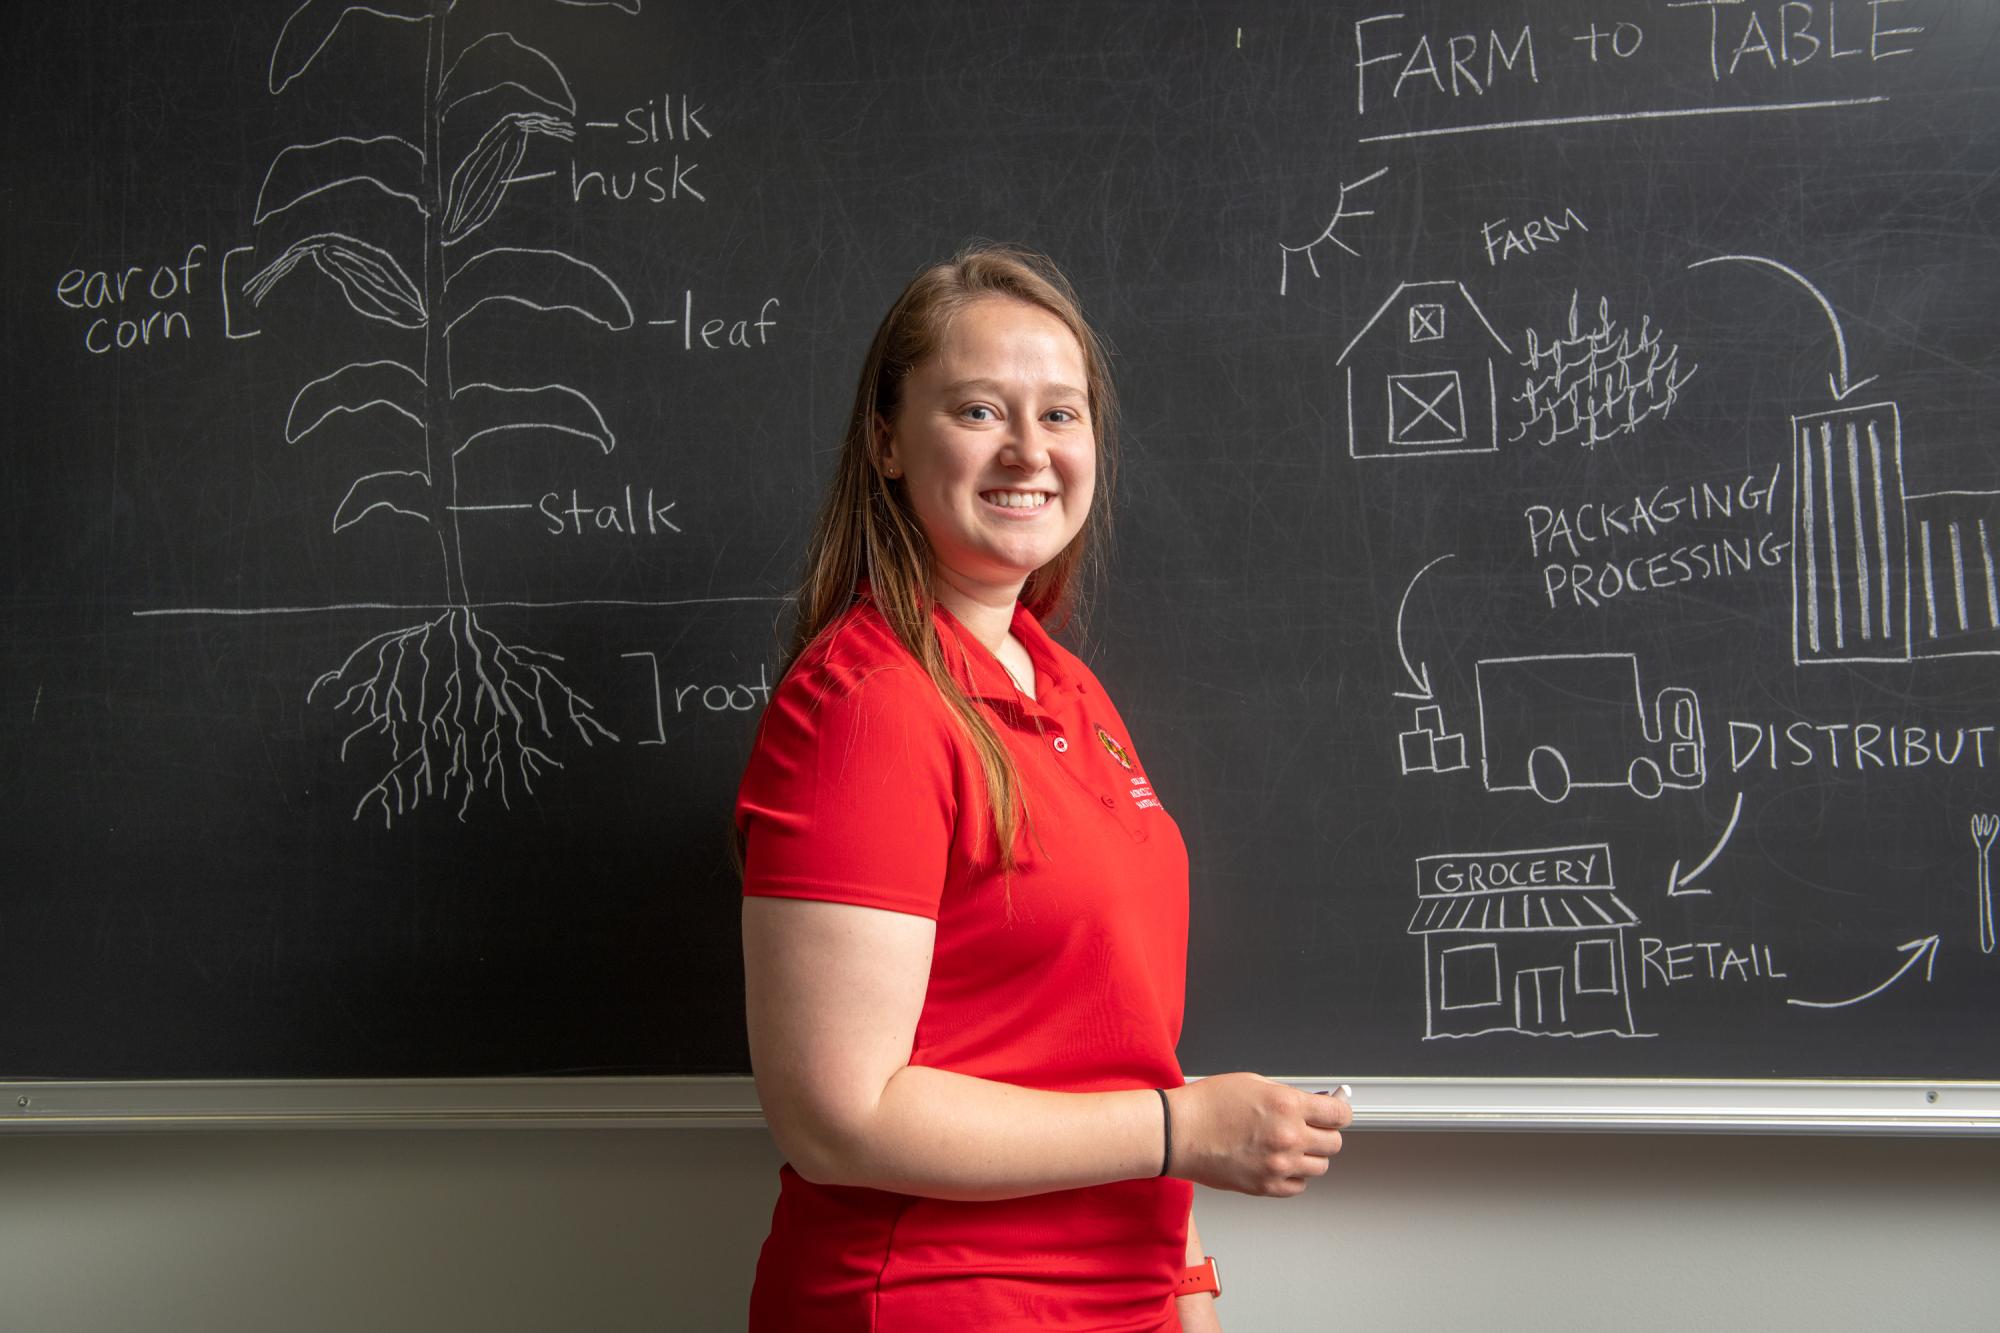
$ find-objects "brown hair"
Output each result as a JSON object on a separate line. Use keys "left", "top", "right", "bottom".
{"left": 780, "top": 243, "right": 1119, "bottom": 874}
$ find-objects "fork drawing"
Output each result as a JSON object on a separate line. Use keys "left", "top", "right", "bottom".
{"left": 1972, "top": 814, "right": 1998, "bottom": 955}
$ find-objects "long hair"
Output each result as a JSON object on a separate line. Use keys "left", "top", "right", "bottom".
{"left": 780, "top": 243, "right": 1119, "bottom": 874}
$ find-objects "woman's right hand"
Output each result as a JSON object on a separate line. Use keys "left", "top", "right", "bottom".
{"left": 1164, "top": 1073, "right": 1351, "bottom": 1197}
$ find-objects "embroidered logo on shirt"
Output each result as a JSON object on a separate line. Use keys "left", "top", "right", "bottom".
{"left": 1095, "top": 725, "right": 1133, "bottom": 770}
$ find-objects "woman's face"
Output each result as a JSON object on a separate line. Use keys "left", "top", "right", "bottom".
{"left": 880, "top": 296, "right": 1096, "bottom": 603}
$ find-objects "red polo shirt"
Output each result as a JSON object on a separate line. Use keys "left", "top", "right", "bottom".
{"left": 737, "top": 592, "right": 1193, "bottom": 1332}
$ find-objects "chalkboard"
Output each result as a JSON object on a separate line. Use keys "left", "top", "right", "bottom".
{"left": 4, "top": 1, "right": 1998, "bottom": 1109}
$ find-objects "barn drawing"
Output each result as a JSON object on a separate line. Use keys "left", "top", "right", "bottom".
{"left": 1336, "top": 280, "right": 1513, "bottom": 460}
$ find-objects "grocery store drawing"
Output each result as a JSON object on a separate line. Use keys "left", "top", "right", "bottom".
{"left": 1408, "top": 843, "right": 1645, "bottom": 1039}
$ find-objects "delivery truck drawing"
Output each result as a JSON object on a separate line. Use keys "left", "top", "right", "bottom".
{"left": 1474, "top": 653, "right": 1705, "bottom": 803}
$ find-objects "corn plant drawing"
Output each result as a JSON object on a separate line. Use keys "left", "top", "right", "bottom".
{"left": 238, "top": 0, "right": 643, "bottom": 824}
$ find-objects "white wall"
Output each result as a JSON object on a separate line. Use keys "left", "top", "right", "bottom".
{"left": 2, "top": 1127, "right": 1995, "bottom": 1331}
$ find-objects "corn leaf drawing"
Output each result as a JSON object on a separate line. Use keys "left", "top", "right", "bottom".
{"left": 287, "top": 359, "right": 427, "bottom": 443}
{"left": 440, "top": 33, "right": 576, "bottom": 120}
{"left": 332, "top": 469, "right": 433, "bottom": 532}
{"left": 244, "top": 232, "right": 426, "bottom": 328}
{"left": 270, "top": 0, "right": 431, "bottom": 95}
{"left": 443, "top": 113, "right": 574, "bottom": 245}
{"left": 443, "top": 246, "right": 634, "bottom": 334}
{"left": 451, "top": 382, "right": 616, "bottom": 457}
{"left": 256, "top": 135, "right": 428, "bottom": 225}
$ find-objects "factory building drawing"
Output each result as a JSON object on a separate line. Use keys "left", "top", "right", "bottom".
{"left": 1793, "top": 401, "right": 2000, "bottom": 664}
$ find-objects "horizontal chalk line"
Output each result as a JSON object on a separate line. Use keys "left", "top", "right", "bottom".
{"left": 133, "top": 596, "right": 785, "bottom": 617}
{"left": 1358, "top": 96, "right": 1888, "bottom": 144}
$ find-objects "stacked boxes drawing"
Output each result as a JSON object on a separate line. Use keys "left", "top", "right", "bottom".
{"left": 1399, "top": 704, "right": 1469, "bottom": 775}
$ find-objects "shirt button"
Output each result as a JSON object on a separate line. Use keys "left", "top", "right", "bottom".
{"left": 1052, "top": 737, "right": 1068, "bottom": 753}
{"left": 1100, "top": 795, "right": 1117, "bottom": 808}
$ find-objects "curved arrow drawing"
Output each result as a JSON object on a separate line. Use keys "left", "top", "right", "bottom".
{"left": 1786, "top": 935, "right": 1939, "bottom": 1010}
{"left": 1687, "top": 254, "right": 1878, "bottom": 402}
{"left": 1393, "top": 553, "right": 1454, "bottom": 702}
{"left": 1666, "top": 791, "right": 1744, "bottom": 897}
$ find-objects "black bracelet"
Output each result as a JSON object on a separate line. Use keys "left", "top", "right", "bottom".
{"left": 1155, "top": 1087, "right": 1173, "bottom": 1177}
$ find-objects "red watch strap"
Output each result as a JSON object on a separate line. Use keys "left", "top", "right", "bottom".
{"left": 1175, "top": 1256, "right": 1221, "bottom": 1299}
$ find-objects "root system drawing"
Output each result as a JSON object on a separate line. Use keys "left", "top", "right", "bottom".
{"left": 310, "top": 607, "right": 617, "bottom": 824}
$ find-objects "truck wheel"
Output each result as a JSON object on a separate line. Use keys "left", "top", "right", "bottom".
{"left": 1527, "top": 746, "right": 1572, "bottom": 803}
{"left": 1628, "top": 756, "right": 1664, "bottom": 800}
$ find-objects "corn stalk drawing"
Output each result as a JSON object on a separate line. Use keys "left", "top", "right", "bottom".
{"left": 240, "top": 0, "right": 642, "bottom": 824}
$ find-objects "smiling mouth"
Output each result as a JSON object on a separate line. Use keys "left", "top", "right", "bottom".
{"left": 981, "top": 490, "right": 1053, "bottom": 510}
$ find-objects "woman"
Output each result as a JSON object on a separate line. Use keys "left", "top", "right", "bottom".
{"left": 736, "top": 245, "right": 1350, "bottom": 1332}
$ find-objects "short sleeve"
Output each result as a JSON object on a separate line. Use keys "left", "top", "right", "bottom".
{"left": 736, "top": 654, "right": 960, "bottom": 919}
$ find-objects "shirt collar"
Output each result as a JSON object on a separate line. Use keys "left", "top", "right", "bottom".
{"left": 935, "top": 598, "right": 1075, "bottom": 705}
{"left": 856, "top": 581, "right": 1075, "bottom": 706}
